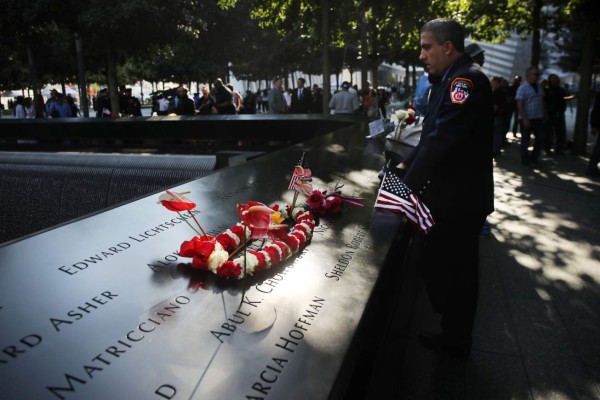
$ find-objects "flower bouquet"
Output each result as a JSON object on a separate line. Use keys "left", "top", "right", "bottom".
{"left": 157, "top": 153, "right": 363, "bottom": 280}
{"left": 159, "top": 191, "right": 315, "bottom": 280}
{"left": 387, "top": 105, "right": 422, "bottom": 146}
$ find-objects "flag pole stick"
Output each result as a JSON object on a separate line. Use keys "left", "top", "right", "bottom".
{"left": 289, "top": 151, "right": 306, "bottom": 211}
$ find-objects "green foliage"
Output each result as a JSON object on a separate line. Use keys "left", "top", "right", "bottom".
{"left": 0, "top": 0, "right": 595, "bottom": 91}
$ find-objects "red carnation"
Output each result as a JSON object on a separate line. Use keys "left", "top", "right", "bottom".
{"left": 249, "top": 250, "right": 267, "bottom": 271}
{"left": 283, "top": 235, "right": 299, "bottom": 253}
{"left": 217, "top": 261, "right": 242, "bottom": 278}
{"left": 216, "top": 233, "right": 236, "bottom": 252}
{"left": 263, "top": 246, "right": 281, "bottom": 265}
{"left": 272, "top": 241, "right": 289, "bottom": 259}
{"left": 291, "top": 231, "right": 306, "bottom": 247}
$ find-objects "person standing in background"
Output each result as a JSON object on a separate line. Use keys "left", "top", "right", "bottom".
{"left": 24, "top": 97, "right": 35, "bottom": 118}
{"left": 213, "top": 78, "right": 236, "bottom": 115}
{"left": 507, "top": 75, "right": 522, "bottom": 136}
{"left": 290, "top": 77, "right": 313, "bottom": 114}
{"left": 544, "top": 74, "right": 567, "bottom": 155}
{"left": 174, "top": 86, "right": 196, "bottom": 116}
{"left": 329, "top": 81, "right": 359, "bottom": 115}
{"left": 586, "top": 91, "right": 600, "bottom": 177}
{"left": 516, "top": 66, "right": 546, "bottom": 166}
{"left": 267, "top": 77, "right": 286, "bottom": 114}
{"left": 13, "top": 96, "right": 26, "bottom": 118}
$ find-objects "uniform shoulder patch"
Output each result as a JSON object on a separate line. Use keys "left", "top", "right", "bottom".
{"left": 450, "top": 77, "right": 473, "bottom": 104}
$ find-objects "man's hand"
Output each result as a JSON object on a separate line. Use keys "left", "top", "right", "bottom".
{"left": 396, "top": 162, "right": 408, "bottom": 170}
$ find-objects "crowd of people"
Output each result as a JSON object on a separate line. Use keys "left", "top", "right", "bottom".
{"left": 3, "top": 89, "right": 80, "bottom": 119}
{"left": 145, "top": 77, "right": 403, "bottom": 119}
{"left": 4, "top": 63, "right": 597, "bottom": 177}
{"left": 461, "top": 43, "right": 578, "bottom": 165}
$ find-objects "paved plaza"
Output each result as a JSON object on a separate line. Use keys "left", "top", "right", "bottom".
{"left": 365, "top": 122, "right": 600, "bottom": 399}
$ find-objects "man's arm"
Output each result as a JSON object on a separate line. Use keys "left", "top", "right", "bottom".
{"left": 517, "top": 99, "right": 529, "bottom": 129}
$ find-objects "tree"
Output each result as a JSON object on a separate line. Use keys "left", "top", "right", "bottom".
{"left": 454, "top": 0, "right": 600, "bottom": 154}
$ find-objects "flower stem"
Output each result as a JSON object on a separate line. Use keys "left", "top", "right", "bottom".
{"left": 188, "top": 210, "right": 207, "bottom": 237}
{"left": 227, "top": 240, "right": 251, "bottom": 260}
{"left": 178, "top": 212, "right": 202, "bottom": 236}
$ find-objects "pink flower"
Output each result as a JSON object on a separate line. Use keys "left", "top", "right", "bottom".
{"left": 293, "top": 180, "right": 313, "bottom": 196}
{"left": 238, "top": 202, "right": 287, "bottom": 239}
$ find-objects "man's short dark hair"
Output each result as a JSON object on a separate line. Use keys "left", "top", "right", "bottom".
{"left": 421, "top": 18, "right": 465, "bottom": 53}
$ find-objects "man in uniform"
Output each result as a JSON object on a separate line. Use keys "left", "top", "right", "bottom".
{"left": 396, "top": 18, "right": 494, "bottom": 359}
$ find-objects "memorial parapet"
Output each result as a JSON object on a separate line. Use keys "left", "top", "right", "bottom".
{"left": 0, "top": 123, "right": 408, "bottom": 399}
{"left": 0, "top": 115, "right": 360, "bottom": 154}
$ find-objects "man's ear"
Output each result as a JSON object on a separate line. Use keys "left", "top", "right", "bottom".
{"left": 444, "top": 41, "right": 455, "bottom": 56}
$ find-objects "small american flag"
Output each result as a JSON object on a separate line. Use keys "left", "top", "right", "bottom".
{"left": 288, "top": 155, "right": 312, "bottom": 190}
{"left": 375, "top": 170, "right": 435, "bottom": 234}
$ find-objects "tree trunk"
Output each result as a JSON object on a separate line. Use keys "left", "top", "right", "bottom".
{"left": 572, "top": 14, "right": 596, "bottom": 155}
{"left": 321, "top": 0, "right": 330, "bottom": 114}
{"left": 106, "top": 51, "right": 120, "bottom": 118}
{"left": 75, "top": 35, "right": 89, "bottom": 117}
{"left": 360, "top": 7, "right": 369, "bottom": 92}
{"left": 26, "top": 46, "right": 45, "bottom": 119}
{"left": 371, "top": 57, "right": 378, "bottom": 90}
{"left": 531, "top": 0, "right": 542, "bottom": 67}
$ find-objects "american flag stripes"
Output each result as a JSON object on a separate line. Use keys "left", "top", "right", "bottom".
{"left": 375, "top": 170, "right": 435, "bottom": 234}
{"left": 288, "top": 155, "right": 312, "bottom": 190}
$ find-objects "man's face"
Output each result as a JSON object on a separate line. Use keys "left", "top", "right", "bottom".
{"left": 177, "top": 88, "right": 187, "bottom": 97}
{"left": 526, "top": 69, "right": 540, "bottom": 85}
{"left": 420, "top": 31, "right": 451, "bottom": 77}
{"left": 274, "top": 79, "right": 282, "bottom": 89}
{"left": 297, "top": 79, "right": 304, "bottom": 88}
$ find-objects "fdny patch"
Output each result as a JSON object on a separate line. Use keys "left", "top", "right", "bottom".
{"left": 450, "top": 78, "right": 473, "bottom": 104}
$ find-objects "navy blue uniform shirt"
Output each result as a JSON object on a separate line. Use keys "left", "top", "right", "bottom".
{"left": 403, "top": 53, "right": 494, "bottom": 220}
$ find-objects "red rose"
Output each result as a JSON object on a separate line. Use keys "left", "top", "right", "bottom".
{"left": 307, "top": 190, "right": 325, "bottom": 210}
{"left": 325, "top": 196, "right": 342, "bottom": 213}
